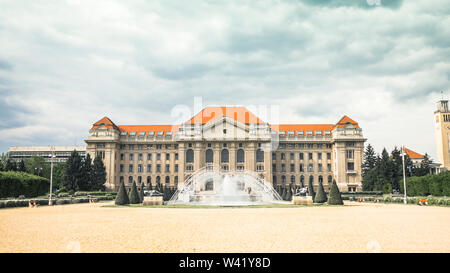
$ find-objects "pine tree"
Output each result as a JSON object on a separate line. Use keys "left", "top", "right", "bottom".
{"left": 62, "top": 150, "right": 83, "bottom": 191}
{"left": 128, "top": 181, "right": 140, "bottom": 204}
{"left": 18, "top": 160, "right": 27, "bottom": 172}
{"left": 115, "top": 181, "right": 129, "bottom": 205}
{"left": 285, "top": 185, "right": 292, "bottom": 201}
{"left": 416, "top": 153, "right": 432, "bottom": 177}
{"left": 307, "top": 179, "right": 315, "bottom": 200}
{"left": 281, "top": 187, "right": 287, "bottom": 200}
{"left": 148, "top": 181, "right": 153, "bottom": 191}
{"left": 91, "top": 156, "right": 106, "bottom": 191}
{"left": 5, "top": 159, "right": 17, "bottom": 172}
{"left": 390, "top": 147, "right": 403, "bottom": 191}
{"left": 328, "top": 180, "right": 343, "bottom": 205}
{"left": 79, "top": 153, "right": 92, "bottom": 191}
{"left": 362, "top": 144, "right": 377, "bottom": 191}
{"left": 314, "top": 180, "right": 327, "bottom": 203}
{"left": 139, "top": 182, "right": 145, "bottom": 203}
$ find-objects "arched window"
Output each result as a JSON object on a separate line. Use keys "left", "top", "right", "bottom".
{"left": 221, "top": 149, "right": 229, "bottom": 163}
{"left": 147, "top": 176, "right": 151, "bottom": 185}
{"left": 165, "top": 176, "right": 170, "bottom": 184}
{"left": 281, "top": 175, "right": 286, "bottom": 184}
{"left": 205, "top": 179, "right": 214, "bottom": 191}
{"left": 273, "top": 176, "right": 277, "bottom": 184}
{"left": 309, "top": 175, "right": 314, "bottom": 184}
{"left": 120, "top": 176, "right": 124, "bottom": 184}
{"left": 300, "top": 175, "right": 305, "bottom": 187}
{"left": 319, "top": 176, "right": 323, "bottom": 183}
{"left": 281, "top": 153, "right": 286, "bottom": 160}
{"left": 138, "top": 176, "right": 142, "bottom": 184}
{"left": 290, "top": 175, "right": 295, "bottom": 183}
{"left": 174, "top": 176, "right": 178, "bottom": 185}
{"left": 205, "top": 149, "right": 214, "bottom": 163}
{"left": 236, "top": 149, "right": 245, "bottom": 163}
{"left": 186, "top": 149, "right": 194, "bottom": 163}
{"left": 256, "top": 149, "right": 264, "bottom": 163}
{"left": 128, "top": 176, "right": 133, "bottom": 184}
{"left": 328, "top": 175, "right": 332, "bottom": 183}
{"left": 156, "top": 176, "right": 161, "bottom": 185}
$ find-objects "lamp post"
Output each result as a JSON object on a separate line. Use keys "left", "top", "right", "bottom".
{"left": 49, "top": 147, "right": 56, "bottom": 206}
{"left": 401, "top": 146, "right": 407, "bottom": 204}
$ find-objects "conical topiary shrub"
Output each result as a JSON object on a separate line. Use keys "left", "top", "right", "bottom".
{"left": 148, "top": 182, "right": 153, "bottom": 191}
{"left": 129, "top": 181, "right": 140, "bottom": 204}
{"left": 115, "top": 181, "right": 130, "bottom": 205}
{"left": 328, "top": 180, "right": 344, "bottom": 205}
{"left": 281, "top": 187, "right": 287, "bottom": 200}
{"left": 285, "top": 186, "right": 292, "bottom": 201}
{"left": 139, "top": 183, "right": 145, "bottom": 203}
{"left": 314, "top": 180, "right": 327, "bottom": 203}
{"left": 307, "top": 180, "right": 315, "bottom": 200}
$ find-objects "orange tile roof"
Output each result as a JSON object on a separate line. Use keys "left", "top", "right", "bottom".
{"left": 185, "top": 106, "right": 265, "bottom": 125}
{"left": 334, "top": 115, "right": 360, "bottom": 128}
{"left": 118, "top": 125, "right": 181, "bottom": 136}
{"left": 270, "top": 124, "right": 334, "bottom": 135}
{"left": 92, "top": 117, "right": 119, "bottom": 130}
{"left": 404, "top": 147, "right": 424, "bottom": 159}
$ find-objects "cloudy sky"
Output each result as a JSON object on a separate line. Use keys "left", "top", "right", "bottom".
{"left": 0, "top": 0, "right": 449, "bottom": 160}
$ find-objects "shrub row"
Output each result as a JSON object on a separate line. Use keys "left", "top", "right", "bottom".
{"left": 0, "top": 171, "right": 50, "bottom": 198}
{"left": 400, "top": 172, "right": 450, "bottom": 197}
{"left": 0, "top": 197, "right": 97, "bottom": 209}
{"left": 73, "top": 191, "right": 116, "bottom": 197}
{"left": 348, "top": 195, "right": 450, "bottom": 206}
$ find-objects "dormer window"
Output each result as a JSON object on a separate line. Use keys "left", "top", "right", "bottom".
{"left": 297, "top": 131, "right": 304, "bottom": 135}
{"left": 157, "top": 131, "right": 164, "bottom": 136}
{"left": 315, "top": 131, "right": 322, "bottom": 135}
{"left": 120, "top": 131, "right": 127, "bottom": 136}
{"left": 288, "top": 131, "right": 294, "bottom": 135}
{"left": 279, "top": 131, "right": 286, "bottom": 135}
{"left": 130, "top": 131, "right": 136, "bottom": 136}
{"left": 324, "top": 130, "right": 331, "bottom": 135}
{"left": 166, "top": 132, "right": 173, "bottom": 136}
{"left": 148, "top": 131, "right": 155, "bottom": 136}
{"left": 139, "top": 132, "right": 145, "bottom": 136}
{"left": 306, "top": 131, "right": 313, "bottom": 135}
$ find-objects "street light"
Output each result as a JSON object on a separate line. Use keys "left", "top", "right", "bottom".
{"left": 401, "top": 146, "right": 407, "bottom": 204}
{"left": 34, "top": 167, "right": 42, "bottom": 176}
{"left": 48, "top": 147, "right": 56, "bottom": 206}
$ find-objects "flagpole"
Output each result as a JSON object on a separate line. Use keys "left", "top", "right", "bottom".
{"left": 401, "top": 146, "right": 407, "bottom": 204}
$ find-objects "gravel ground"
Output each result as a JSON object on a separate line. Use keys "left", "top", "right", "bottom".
{"left": 0, "top": 201, "right": 449, "bottom": 253}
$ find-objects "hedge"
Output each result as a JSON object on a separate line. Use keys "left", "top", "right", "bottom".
{"left": 348, "top": 195, "right": 450, "bottom": 206}
{"left": 399, "top": 172, "right": 450, "bottom": 197}
{"left": 0, "top": 197, "right": 94, "bottom": 209}
{"left": 0, "top": 171, "right": 49, "bottom": 198}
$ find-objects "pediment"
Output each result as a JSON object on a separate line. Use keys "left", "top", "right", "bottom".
{"left": 202, "top": 116, "right": 249, "bottom": 139}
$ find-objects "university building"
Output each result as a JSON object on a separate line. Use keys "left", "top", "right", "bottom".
{"left": 9, "top": 146, "right": 86, "bottom": 163}
{"left": 85, "top": 107, "right": 366, "bottom": 192}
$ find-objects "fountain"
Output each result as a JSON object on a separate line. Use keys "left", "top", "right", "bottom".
{"left": 168, "top": 166, "right": 287, "bottom": 206}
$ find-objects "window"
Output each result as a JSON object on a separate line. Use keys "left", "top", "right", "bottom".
{"left": 290, "top": 175, "right": 295, "bottom": 183}
{"left": 165, "top": 164, "right": 170, "bottom": 172}
{"left": 279, "top": 131, "right": 286, "bottom": 135}
{"left": 300, "top": 175, "right": 305, "bottom": 187}
{"left": 206, "top": 149, "right": 214, "bottom": 163}
{"left": 327, "top": 164, "right": 331, "bottom": 172}
{"left": 166, "top": 153, "right": 170, "bottom": 161}
{"left": 308, "top": 164, "right": 313, "bottom": 172}
{"left": 281, "top": 153, "right": 286, "bottom": 160}
{"left": 297, "top": 131, "right": 304, "bottom": 135}
{"left": 324, "top": 130, "right": 331, "bottom": 135}
{"left": 139, "top": 132, "right": 145, "bottom": 136}
{"left": 307, "top": 144, "right": 314, "bottom": 149}
{"left": 157, "top": 131, "right": 164, "bottom": 136}
{"left": 186, "top": 149, "right": 194, "bottom": 163}
{"left": 175, "top": 164, "right": 178, "bottom": 172}
{"left": 318, "top": 164, "right": 323, "bottom": 172}
{"left": 120, "top": 176, "right": 124, "bottom": 184}
{"left": 147, "top": 164, "right": 152, "bottom": 172}
{"left": 272, "top": 153, "right": 276, "bottom": 160}
{"left": 273, "top": 176, "right": 277, "bottom": 184}
{"left": 138, "top": 153, "right": 143, "bottom": 161}
{"left": 318, "top": 153, "right": 322, "bottom": 160}
{"left": 306, "top": 131, "right": 313, "bottom": 135}
{"left": 138, "top": 176, "right": 142, "bottom": 184}
{"left": 120, "top": 153, "right": 124, "bottom": 160}
{"left": 281, "top": 164, "right": 286, "bottom": 172}
{"left": 290, "top": 153, "right": 294, "bottom": 160}
{"left": 120, "top": 131, "right": 127, "bottom": 136}
{"left": 299, "top": 153, "right": 304, "bottom": 160}
{"left": 299, "top": 164, "right": 304, "bottom": 172}
{"left": 281, "top": 175, "right": 286, "bottom": 184}
{"left": 256, "top": 165, "right": 264, "bottom": 171}
{"left": 148, "top": 132, "right": 155, "bottom": 136}
{"left": 166, "top": 132, "right": 172, "bottom": 136}
{"left": 129, "top": 164, "right": 134, "bottom": 172}
{"left": 128, "top": 176, "right": 133, "bottom": 184}
{"left": 272, "top": 164, "right": 277, "bottom": 172}
{"left": 156, "top": 164, "right": 161, "bottom": 173}
{"left": 147, "top": 153, "right": 152, "bottom": 160}
{"left": 237, "top": 165, "right": 244, "bottom": 171}
{"left": 205, "top": 179, "right": 214, "bottom": 191}
{"left": 256, "top": 149, "right": 264, "bottom": 163}
{"left": 319, "top": 176, "right": 323, "bottom": 183}
{"left": 317, "top": 144, "right": 323, "bottom": 149}
{"left": 237, "top": 149, "right": 245, "bottom": 163}
{"left": 315, "top": 131, "right": 322, "bottom": 135}
{"left": 96, "top": 143, "right": 105, "bottom": 148}
{"left": 288, "top": 130, "right": 294, "bottom": 135}
{"left": 221, "top": 149, "right": 229, "bottom": 163}
{"left": 175, "top": 176, "right": 178, "bottom": 185}
{"left": 327, "top": 153, "right": 331, "bottom": 160}
{"left": 290, "top": 164, "right": 295, "bottom": 172}
{"left": 120, "top": 164, "right": 124, "bottom": 172}
{"left": 130, "top": 132, "right": 136, "bottom": 136}
{"left": 147, "top": 176, "right": 151, "bottom": 185}
{"left": 346, "top": 142, "right": 355, "bottom": 147}
{"left": 156, "top": 153, "right": 161, "bottom": 160}
{"left": 129, "top": 154, "right": 134, "bottom": 161}
{"left": 347, "top": 162, "right": 355, "bottom": 171}
{"left": 175, "top": 153, "right": 178, "bottom": 160}
{"left": 298, "top": 143, "right": 305, "bottom": 148}
{"left": 308, "top": 153, "right": 313, "bottom": 160}
{"left": 223, "top": 129, "right": 227, "bottom": 134}
{"left": 328, "top": 175, "right": 332, "bottom": 183}
{"left": 138, "top": 164, "right": 143, "bottom": 173}
{"left": 346, "top": 150, "right": 354, "bottom": 159}
{"left": 165, "top": 176, "right": 170, "bottom": 184}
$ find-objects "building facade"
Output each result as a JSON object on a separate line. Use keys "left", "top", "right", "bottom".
{"left": 434, "top": 100, "right": 450, "bottom": 170}
{"left": 9, "top": 146, "right": 86, "bottom": 163}
{"left": 85, "top": 107, "right": 366, "bottom": 192}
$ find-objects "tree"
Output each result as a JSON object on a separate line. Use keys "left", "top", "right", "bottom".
{"left": 5, "top": 159, "right": 17, "bottom": 172}
{"left": 128, "top": 181, "right": 140, "bottom": 204}
{"left": 285, "top": 185, "right": 292, "bottom": 201}
{"left": 79, "top": 153, "right": 92, "bottom": 191}
{"left": 115, "top": 181, "right": 129, "bottom": 205}
{"left": 91, "top": 156, "right": 106, "bottom": 191}
{"left": 328, "top": 180, "right": 343, "bottom": 205}
{"left": 24, "top": 156, "right": 50, "bottom": 177}
{"left": 148, "top": 181, "right": 153, "bottom": 191}
{"left": 415, "top": 154, "right": 432, "bottom": 177}
{"left": 362, "top": 144, "right": 377, "bottom": 191}
{"left": 375, "top": 148, "right": 392, "bottom": 191}
{"left": 139, "top": 183, "right": 145, "bottom": 203}
{"left": 307, "top": 179, "right": 315, "bottom": 200}
{"left": 390, "top": 147, "right": 403, "bottom": 191}
{"left": 62, "top": 150, "right": 83, "bottom": 192}
{"left": 18, "top": 160, "right": 27, "bottom": 172}
{"left": 314, "top": 180, "right": 327, "bottom": 203}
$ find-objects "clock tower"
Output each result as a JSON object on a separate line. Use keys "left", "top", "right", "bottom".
{"left": 434, "top": 100, "right": 450, "bottom": 169}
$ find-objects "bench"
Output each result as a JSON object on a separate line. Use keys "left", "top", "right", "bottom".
{"left": 358, "top": 197, "right": 365, "bottom": 202}
{"left": 28, "top": 200, "right": 40, "bottom": 208}
{"left": 417, "top": 199, "right": 428, "bottom": 206}
{"left": 373, "top": 198, "right": 380, "bottom": 203}
{"left": 89, "top": 198, "right": 97, "bottom": 204}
